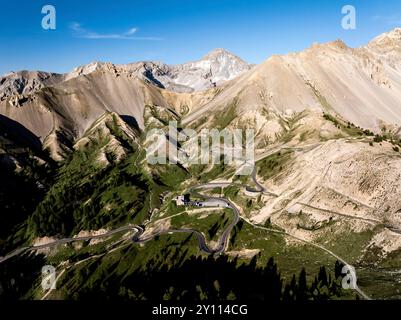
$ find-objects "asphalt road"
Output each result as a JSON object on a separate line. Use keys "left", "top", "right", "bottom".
{"left": 133, "top": 184, "right": 240, "bottom": 255}
{"left": 0, "top": 225, "right": 140, "bottom": 264}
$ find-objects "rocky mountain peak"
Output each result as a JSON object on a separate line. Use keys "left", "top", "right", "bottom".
{"left": 168, "top": 48, "right": 252, "bottom": 91}
{"left": 124, "top": 48, "right": 252, "bottom": 93}
{"left": 202, "top": 48, "right": 241, "bottom": 60}
{"left": 368, "top": 28, "right": 401, "bottom": 51}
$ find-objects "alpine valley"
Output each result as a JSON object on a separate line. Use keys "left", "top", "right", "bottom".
{"left": 2, "top": 29, "right": 401, "bottom": 301}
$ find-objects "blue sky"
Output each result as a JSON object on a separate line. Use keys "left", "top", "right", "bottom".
{"left": 1, "top": 0, "right": 401, "bottom": 75}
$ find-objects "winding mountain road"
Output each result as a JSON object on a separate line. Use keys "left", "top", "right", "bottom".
{"left": 133, "top": 184, "right": 240, "bottom": 254}
{"left": 0, "top": 225, "right": 140, "bottom": 264}
{"left": 0, "top": 161, "right": 373, "bottom": 299}
{"left": 181, "top": 168, "right": 372, "bottom": 299}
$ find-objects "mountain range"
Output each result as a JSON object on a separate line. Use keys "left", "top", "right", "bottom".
{"left": 2, "top": 28, "right": 401, "bottom": 300}
{"left": 2, "top": 29, "right": 401, "bottom": 160}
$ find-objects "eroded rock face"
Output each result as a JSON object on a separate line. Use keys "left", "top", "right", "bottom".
{"left": 183, "top": 30, "right": 401, "bottom": 135}
{"left": 0, "top": 71, "right": 64, "bottom": 101}
{"left": 168, "top": 48, "right": 253, "bottom": 92}
{"left": 367, "top": 28, "right": 401, "bottom": 54}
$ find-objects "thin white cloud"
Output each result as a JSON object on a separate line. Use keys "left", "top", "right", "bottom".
{"left": 70, "top": 22, "right": 83, "bottom": 32}
{"left": 69, "top": 23, "right": 161, "bottom": 40}
{"left": 125, "top": 27, "right": 138, "bottom": 35}
{"left": 372, "top": 15, "right": 401, "bottom": 25}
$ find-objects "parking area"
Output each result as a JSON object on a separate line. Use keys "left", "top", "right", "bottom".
{"left": 190, "top": 199, "right": 229, "bottom": 208}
